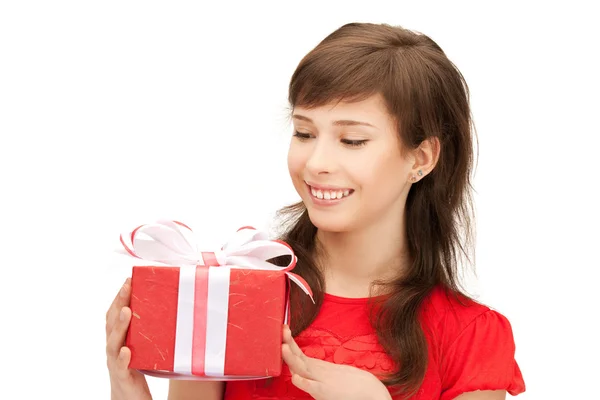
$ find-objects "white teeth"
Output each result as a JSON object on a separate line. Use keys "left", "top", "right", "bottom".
{"left": 309, "top": 186, "right": 352, "bottom": 200}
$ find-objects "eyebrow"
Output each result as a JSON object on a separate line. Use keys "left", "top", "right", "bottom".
{"left": 292, "top": 114, "right": 376, "bottom": 128}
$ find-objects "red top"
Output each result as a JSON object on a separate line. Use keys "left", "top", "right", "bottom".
{"left": 224, "top": 286, "right": 526, "bottom": 399}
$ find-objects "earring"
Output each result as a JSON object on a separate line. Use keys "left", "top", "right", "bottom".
{"left": 410, "top": 170, "right": 423, "bottom": 183}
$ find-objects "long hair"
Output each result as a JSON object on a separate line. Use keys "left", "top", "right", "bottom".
{"left": 275, "top": 22, "right": 477, "bottom": 397}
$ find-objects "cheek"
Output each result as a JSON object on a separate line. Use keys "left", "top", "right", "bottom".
{"left": 357, "top": 154, "right": 406, "bottom": 193}
{"left": 287, "top": 143, "right": 308, "bottom": 170}
{"left": 287, "top": 146, "right": 305, "bottom": 176}
{"left": 353, "top": 156, "right": 387, "bottom": 185}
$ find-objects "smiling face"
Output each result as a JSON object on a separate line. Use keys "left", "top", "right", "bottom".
{"left": 287, "top": 94, "right": 416, "bottom": 233}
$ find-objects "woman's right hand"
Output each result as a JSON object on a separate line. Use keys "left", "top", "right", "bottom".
{"left": 106, "top": 278, "right": 152, "bottom": 400}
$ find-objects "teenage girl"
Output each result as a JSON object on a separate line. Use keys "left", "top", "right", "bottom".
{"left": 106, "top": 22, "right": 526, "bottom": 400}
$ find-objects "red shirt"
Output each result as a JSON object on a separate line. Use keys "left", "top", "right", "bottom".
{"left": 224, "top": 285, "right": 526, "bottom": 399}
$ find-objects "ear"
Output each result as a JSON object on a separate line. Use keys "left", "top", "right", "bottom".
{"left": 410, "top": 137, "right": 440, "bottom": 180}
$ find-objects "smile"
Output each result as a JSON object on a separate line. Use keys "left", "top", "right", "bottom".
{"left": 305, "top": 182, "right": 354, "bottom": 203}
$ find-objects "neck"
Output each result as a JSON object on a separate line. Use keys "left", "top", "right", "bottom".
{"left": 315, "top": 215, "right": 411, "bottom": 298}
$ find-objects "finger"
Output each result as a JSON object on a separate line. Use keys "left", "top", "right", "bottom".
{"left": 282, "top": 325, "right": 305, "bottom": 359}
{"left": 107, "top": 278, "right": 131, "bottom": 319}
{"left": 282, "top": 343, "right": 312, "bottom": 379}
{"left": 106, "top": 279, "right": 129, "bottom": 331}
{"left": 106, "top": 306, "right": 132, "bottom": 359}
{"left": 115, "top": 346, "right": 133, "bottom": 378}
{"left": 291, "top": 373, "right": 323, "bottom": 398}
{"left": 106, "top": 279, "right": 131, "bottom": 337}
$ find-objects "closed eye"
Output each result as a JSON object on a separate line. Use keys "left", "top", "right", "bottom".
{"left": 293, "top": 131, "right": 312, "bottom": 140}
{"left": 341, "top": 139, "right": 368, "bottom": 147}
{"left": 293, "top": 131, "right": 368, "bottom": 148}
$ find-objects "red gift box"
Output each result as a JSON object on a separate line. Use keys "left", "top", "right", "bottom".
{"left": 118, "top": 220, "right": 312, "bottom": 380}
{"left": 126, "top": 265, "right": 287, "bottom": 378}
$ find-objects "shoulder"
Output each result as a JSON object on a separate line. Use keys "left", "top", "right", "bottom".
{"left": 420, "top": 285, "right": 526, "bottom": 398}
{"left": 420, "top": 285, "right": 512, "bottom": 343}
{"left": 421, "top": 285, "right": 493, "bottom": 322}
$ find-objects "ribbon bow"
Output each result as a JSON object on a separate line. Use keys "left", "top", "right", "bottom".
{"left": 119, "top": 219, "right": 313, "bottom": 300}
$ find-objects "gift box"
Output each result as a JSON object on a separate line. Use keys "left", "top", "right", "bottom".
{"left": 118, "top": 220, "right": 312, "bottom": 380}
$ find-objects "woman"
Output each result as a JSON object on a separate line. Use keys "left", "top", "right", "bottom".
{"left": 106, "top": 22, "right": 526, "bottom": 399}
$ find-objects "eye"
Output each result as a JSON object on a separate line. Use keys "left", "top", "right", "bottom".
{"left": 293, "top": 131, "right": 312, "bottom": 140}
{"left": 341, "top": 139, "right": 368, "bottom": 147}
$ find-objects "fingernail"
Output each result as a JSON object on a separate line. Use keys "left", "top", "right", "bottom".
{"left": 119, "top": 348, "right": 125, "bottom": 360}
{"left": 120, "top": 284, "right": 127, "bottom": 298}
{"left": 120, "top": 309, "right": 126, "bottom": 321}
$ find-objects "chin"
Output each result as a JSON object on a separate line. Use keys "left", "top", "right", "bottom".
{"left": 306, "top": 209, "right": 353, "bottom": 233}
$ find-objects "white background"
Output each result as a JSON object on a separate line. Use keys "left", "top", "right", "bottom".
{"left": 1, "top": 1, "right": 598, "bottom": 399}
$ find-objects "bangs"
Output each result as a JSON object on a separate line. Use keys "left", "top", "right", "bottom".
{"left": 289, "top": 43, "right": 405, "bottom": 110}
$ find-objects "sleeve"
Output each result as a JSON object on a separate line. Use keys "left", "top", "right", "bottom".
{"left": 439, "top": 310, "right": 526, "bottom": 400}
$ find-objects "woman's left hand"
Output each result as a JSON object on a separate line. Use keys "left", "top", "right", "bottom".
{"left": 282, "top": 325, "right": 392, "bottom": 400}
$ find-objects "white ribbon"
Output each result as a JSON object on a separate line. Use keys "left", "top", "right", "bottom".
{"left": 204, "top": 267, "right": 230, "bottom": 376}
{"left": 174, "top": 265, "right": 196, "bottom": 375}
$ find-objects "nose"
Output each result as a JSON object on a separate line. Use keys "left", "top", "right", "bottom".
{"left": 305, "top": 137, "right": 336, "bottom": 175}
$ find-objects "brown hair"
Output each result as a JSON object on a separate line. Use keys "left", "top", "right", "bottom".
{"left": 275, "top": 22, "right": 477, "bottom": 397}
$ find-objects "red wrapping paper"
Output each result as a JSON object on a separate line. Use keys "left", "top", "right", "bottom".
{"left": 126, "top": 265, "right": 288, "bottom": 377}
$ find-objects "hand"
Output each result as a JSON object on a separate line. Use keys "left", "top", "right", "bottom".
{"left": 281, "top": 325, "right": 392, "bottom": 400}
{"left": 106, "top": 278, "right": 152, "bottom": 400}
